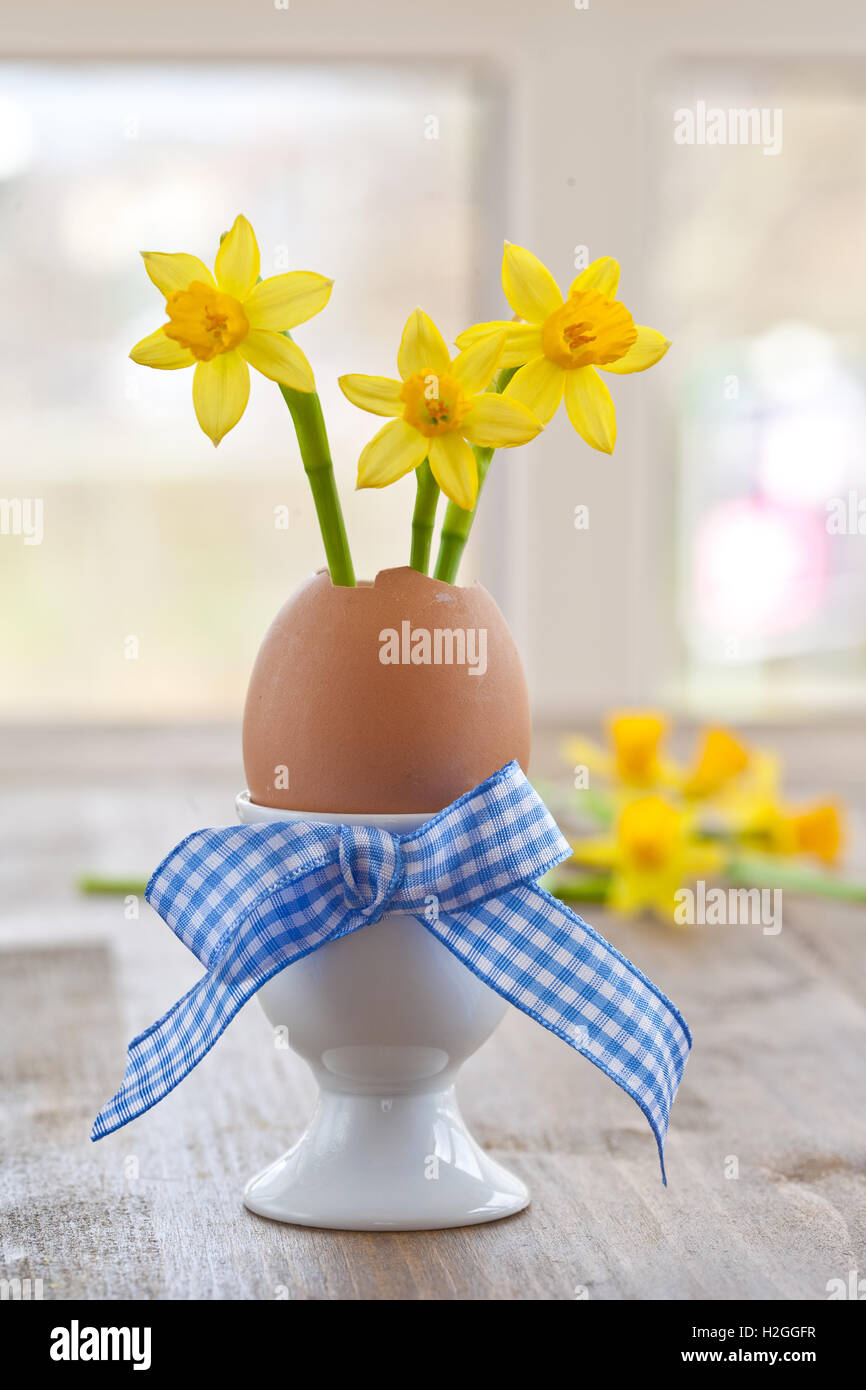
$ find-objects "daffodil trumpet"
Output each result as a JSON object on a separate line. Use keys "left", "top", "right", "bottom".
{"left": 129, "top": 214, "right": 356, "bottom": 587}
{"left": 338, "top": 308, "right": 541, "bottom": 575}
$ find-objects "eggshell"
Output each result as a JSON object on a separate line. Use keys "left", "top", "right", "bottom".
{"left": 243, "top": 566, "right": 531, "bottom": 813}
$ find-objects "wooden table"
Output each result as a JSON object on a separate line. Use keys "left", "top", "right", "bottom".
{"left": 2, "top": 724, "right": 865, "bottom": 1300}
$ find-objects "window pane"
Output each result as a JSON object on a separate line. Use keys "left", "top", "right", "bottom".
{"left": 653, "top": 60, "right": 866, "bottom": 714}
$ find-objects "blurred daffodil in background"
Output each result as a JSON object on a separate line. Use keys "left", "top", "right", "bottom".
{"left": 565, "top": 711, "right": 676, "bottom": 791}
{"left": 574, "top": 796, "right": 724, "bottom": 921}
{"left": 339, "top": 309, "right": 541, "bottom": 510}
{"left": 456, "top": 244, "right": 670, "bottom": 454}
{"left": 547, "top": 710, "right": 861, "bottom": 924}
{"left": 130, "top": 214, "right": 334, "bottom": 445}
{"left": 680, "top": 728, "right": 752, "bottom": 799}
{"left": 732, "top": 796, "right": 843, "bottom": 865}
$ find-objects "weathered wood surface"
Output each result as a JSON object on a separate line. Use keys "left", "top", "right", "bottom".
{"left": 1, "top": 724, "right": 865, "bottom": 1300}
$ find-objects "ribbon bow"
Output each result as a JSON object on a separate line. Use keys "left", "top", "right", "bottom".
{"left": 93, "top": 762, "right": 691, "bottom": 1179}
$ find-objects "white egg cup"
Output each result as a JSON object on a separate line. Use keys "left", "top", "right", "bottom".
{"left": 235, "top": 792, "right": 530, "bottom": 1231}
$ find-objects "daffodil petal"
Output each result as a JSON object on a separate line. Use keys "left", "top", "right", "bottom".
{"left": 238, "top": 331, "right": 315, "bottom": 391}
{"left": 571, "top": 837, "right": 617, "bottom": 868}
{"left": 569, "top": 256, "right": 620, "bottom": 299}
{"left": 141, "top": 252, "right": 215, "bottom": 298}
{"left": 214, "top": 214, "right": 260, "bottom": 299}
{"left": 502, "top": 242, "right": 563, "bottom": 324}
{"left": 563, "top": 367, "right": 617, "bottom": 453}
{"left": 357, "top": 418, "right": 428, "bottom": 489}
{"left": 449, "top": 331, "right": 506, "bottom": 395}
{"left": 244, "top": 271, "right": 333, "bottom": 330}
{"left": 192, "top": 352, "right": 250, "bottom": 446}
{"left": 503, "top": 355, "right": 565, "bottom": 424}
{"left": 397, "top": 309, "right": 450, "bottom": 380}
{"left": 501, "top": 322, "right": 544, "bottom": 366}
{"left": 338, "top": 374, "right": 404, "bottom": 417}
{"left": 602, "top": 325, "right": 671, "bottom": 375}
{"left": 454, "top": 320, "right": 510, "bottom": 349}
{"left": 561, "top": 735, "right": 613, "bottom": 781}
{"left": 129, "top": 326, "right": 194, "bottom": 370}
{"left": 463, "top": 392, "right": 542, "bottom": 448}
{"left": 428, "top": 434, "right": 478, "bottom": 511}
{"left": 454, "top": 320, "right": 543, "bottom": 369}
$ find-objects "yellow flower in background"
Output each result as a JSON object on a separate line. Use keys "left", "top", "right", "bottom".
{"left": 682, "top": 728, "right": 751, "bottom": 799}
{"left": 339, "top": 309, "right": 542, "bottom": 510}
{"left": 786, "top": 804, "right": 843, "bottom": 864}
{"left": 556, "top": 711, "right": 856, "bottom": 920}
{"left": 130, "top": 214, "right": 333, "bottom": 444}
{"left": 686, "top": 731, "right": 839, "bottom": 862}
{"left": 737, "top": 798, "right": 844, "bottom": 866}
{"left": 456, "top": 243, "right": 670, "bottom": 453}
{"left": 562, "top": 710, "right": 673, "bottom": 790}
{"left": 609, "top": 712, "right": 670, "bottom": 787}
{"left": 574, "top": 795, "right": 724, "bottom": 921}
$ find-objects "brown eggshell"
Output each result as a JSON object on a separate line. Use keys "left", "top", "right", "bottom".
{"left": 243, "top": 566, "right": 531, "bottom": 813}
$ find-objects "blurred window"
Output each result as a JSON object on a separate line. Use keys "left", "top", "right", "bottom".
{"left": 653, "top": 60, "right": 866, "bottom": 714}
{"left": 0, "top": 62, "right": 497, "bottom": 718}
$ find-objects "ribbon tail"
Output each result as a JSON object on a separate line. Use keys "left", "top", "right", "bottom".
{"left": 92, "top": 885, "right": 355, "bottom": 1140}
{"left": 418, "top": 884, "right": 692, "bottom": 1183}
{"left": 92, "top": 967, "right": 248, "bottom": 1140}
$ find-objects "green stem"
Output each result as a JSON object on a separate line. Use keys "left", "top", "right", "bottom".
{"left": 409, "top": 459, "right": 441, "bottom": 574}
{"left": 278, "top": 385, "right": 355, "bottom": 587}
{"left": 725, "top": 854, "right": 866, "bottom": 902}
{"left": 573, "top": 787, "right": 617, "bottom": 827}
{"left": 434, "top": 446, "right": 494, "bottom": 584}
{"left": 433, "top": 366, "right": 516, "bottom": 584}
{"left": 77, "top": 876, "right": 149, "bottom": 896}
{"left": 542, "top": 871, "right": 611, "bottom": 903}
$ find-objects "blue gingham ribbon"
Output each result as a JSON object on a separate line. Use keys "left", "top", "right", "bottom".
{"left": 93, "top": 761, "right": 691, "bottom": 1179}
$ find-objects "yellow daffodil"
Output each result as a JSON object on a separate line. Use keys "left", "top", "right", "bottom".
{"left": 456, "top": 244, "right": 670, "bottom": 454}
{"left": 609, "top": 712, "right": 670, "bottom": 787}
{"left": 562, "top": 710, "right": 673, "bottom": 791}
{"left": 688, "top": 736, "right": 789, "bottom": 842}
{"left": 736, "top": 798, "right": 844, "bottom": 866}
{"left": 682, "top": 728, "right": 752, "bottom": 799}
{"left": 574, "top": 796, "right": 724, "bottom": 922}
{"left": 787, "top": 804, "right": 843, "bottom": 864}
{"left": 558, "top": 709, "right": 856, "bottom": 918}
{"left": 129, "top": 214, "right": 333, "bottom": 445}
{"left": 338, "top": 309, "right": 541, "bottom": 510}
